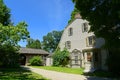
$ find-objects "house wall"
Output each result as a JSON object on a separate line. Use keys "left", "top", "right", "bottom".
{"left": 58, "top": 18, "right": 107, "bottom": 71}
{"left": 59, "top": 19, "right": 105, "bottom": 52}
{"left": 46, "top": 57, "right": 53, "bottom": 66}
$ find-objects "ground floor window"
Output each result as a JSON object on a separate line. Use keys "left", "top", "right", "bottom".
{"left": 75, "top": 56, "right": 78, "bottom": 64}
{"left": 87, "top": 52, "right": 92, "bottom": 62}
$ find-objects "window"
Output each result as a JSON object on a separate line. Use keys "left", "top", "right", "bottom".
{"left": 65, "top": 41, "right": 71, "bottom": 49}
{"left": 75, "top": 56, "right": 78, "bottom": 64}
{"left": 68, "top": 28, "right": 73, "bottom": 36}
{"left": 86, "top": 36, "right": 96, "bottom": 46}
{"left": 87, "top": 52, "right": 92, "bottom": 62}
{"left": 82, "top": 23, "right": 88, "bottom": 32}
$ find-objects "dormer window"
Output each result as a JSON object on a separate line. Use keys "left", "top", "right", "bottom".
{"left": 82, "top": 23, "right": 88, "bottom": 32}
{"left": 68, "top": 28, "right": 73, "bottom": 36}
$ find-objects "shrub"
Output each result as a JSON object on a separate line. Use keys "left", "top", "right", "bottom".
{"left": 29, "top": 56, "right": 43, "bottom": 66}
{"left": 52, "top": 48, "right": 70, "bottom": 67}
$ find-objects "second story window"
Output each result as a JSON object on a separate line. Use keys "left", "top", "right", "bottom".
{"left": 86, "top": 36, "right": 96, "bottom": 47}
{"left": 68, "top": 28, "right": 73, "bottom": 36}
{"left": 65, "top": 41, "right": 71, "bottom": 49}
{"left": 82, "top": 23, "right": 88, "bottom": 32}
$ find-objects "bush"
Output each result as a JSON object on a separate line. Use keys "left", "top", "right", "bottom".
{"left": 0, "top": 45, "right": 20, "bottom": 68}
{"left": 52, "top": 48, "right": 70, "bottom": 67}
{"left": 29, "top": 56, "right": 43, "bottom": 66}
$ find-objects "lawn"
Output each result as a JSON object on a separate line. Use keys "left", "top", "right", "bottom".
{"left": 32, "top": 66, "right": 84, "bottom": 75}
{"left": 32, "top": 66, "right": 115, "bottom": 78}
{"left": 0, "top": 67, "right": 48, "bottom": 80}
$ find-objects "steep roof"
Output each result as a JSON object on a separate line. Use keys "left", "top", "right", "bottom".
{"left": 19, "top": 48, "right": 49, "bottom": 55}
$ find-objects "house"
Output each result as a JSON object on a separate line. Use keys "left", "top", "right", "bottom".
{"left": 19, "top": 48, "right": 49, "bottom": 65}
{"left": 58, "top": 14, "right": 108, "bottom": 72}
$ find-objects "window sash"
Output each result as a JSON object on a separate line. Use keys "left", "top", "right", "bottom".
{"left": 86, "top": 36, "right": 96, "bottom": 46}
{"left": 68, "top": 28, "right": 73, "bottom": 36}
{"left": 82, "top": 23, "right": 88, "bottom": 32}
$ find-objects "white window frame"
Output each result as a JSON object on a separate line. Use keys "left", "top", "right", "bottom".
{"left": 86, "top": 36, "right": 96, "bottom": 46}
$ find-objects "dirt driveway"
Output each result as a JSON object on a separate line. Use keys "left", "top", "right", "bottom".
{"left": 23, "top": 66, "right": 112, "bottom": 80}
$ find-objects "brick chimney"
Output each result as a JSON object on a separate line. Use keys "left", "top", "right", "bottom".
{"left": 75, "top": 13, "right": 82, "bottom": 19}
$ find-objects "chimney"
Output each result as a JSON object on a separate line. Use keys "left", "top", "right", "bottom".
{"left": 75, "top": 13, "right": 82, "bottom": 19}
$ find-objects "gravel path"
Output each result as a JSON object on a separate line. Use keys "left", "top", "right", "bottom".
{"left": 23, "top": 66, "right": 112, "bottom": 80}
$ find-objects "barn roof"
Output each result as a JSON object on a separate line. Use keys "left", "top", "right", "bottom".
{"left": 19, "top": 48, "right": 49, "bottom": 55}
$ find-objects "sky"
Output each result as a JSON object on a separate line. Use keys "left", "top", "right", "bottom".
{"left": 4, "top": 0, "right": 74, "bottom": 47}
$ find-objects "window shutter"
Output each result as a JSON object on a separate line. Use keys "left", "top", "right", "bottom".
{"left": 86, "top": 38, "right": 88, "bottom": 47}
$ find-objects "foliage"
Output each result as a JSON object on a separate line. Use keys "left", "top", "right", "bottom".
{"left": 0, "top": 45, "right": 19, "bottom": 68}
{"left": 68, "top": 8, "right": 80, "bottom": 24}
{"left": 73, "top": 0, "right": 120, "bottom": 74}
{"left": 0, "top": 0, "right": 11, "bottom": 26}
{"left": 42, "top": 30, "right": 63, "bottom": 53}
{"left": 52, "top": 48, "right": 70, "bottom": 67}
{"left": 0, "top": 68, "right": 48, "bottom": 80}
{"left": 26, "top": 38, "right": 41, "bottom": 49}
{"left": 32, "top": 66, "right": 84, "bottom": 75}
{"left": 106, "top": 49, "right": 120, "bottom": 76}
{"left": 0, "top": 0, "right": 29, "bottom": 68}
{"left": 29, "top": 56, "right": 43, "bottom": 66}
{"left": 73, "top": 0, "right": 120, "bottom": 48}
{"left": 0, "top": 22, "right": 29, "bottom": 46}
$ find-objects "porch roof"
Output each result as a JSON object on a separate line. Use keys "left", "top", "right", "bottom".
{"left": 19, "top": 48, "right": 49, "bottom": 55}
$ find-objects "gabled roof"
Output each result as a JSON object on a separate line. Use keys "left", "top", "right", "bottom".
{"left": 19, "top": 48, "right": 49, "bottom": 55}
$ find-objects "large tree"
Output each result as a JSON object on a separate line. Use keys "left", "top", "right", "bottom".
{"left": 73, "top": 0, "right": 120, "bottom": 48}
{"left": 26, "top": 38, "right": 41, "bottom": 49}
{"left": 0, "top": 0, "right": 29, "bottom": 67}
{"left": 73, "top": 0, "right": 120, "bottom": 74}
{"left": 42, "top": 30, "right": 63, "bottom": 53}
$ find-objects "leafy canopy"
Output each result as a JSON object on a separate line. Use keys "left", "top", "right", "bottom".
{"left": 0, "top": 22, "right": 29, "bottom": 46}
{"left": 0, "top": 0, "right": 29, "bottom": 67}
{"left": 0, "top": 0, "right": 11, "bottom": 25}
{"left": 73, "top": 0, "right": 120, "bottom": 48}
{"left": 26, "top": 38, "right": 41, "bottom": 49}
{"left": 42, "top": 30, "right": 63, "bottom": 52}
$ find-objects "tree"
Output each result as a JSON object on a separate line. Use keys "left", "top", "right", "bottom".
{"left": 42, "top": 30, "right": 63, "bottom": 53}
{"left": 26, "top": 38, "right": 41, "bottom": 49}
{"left": 0, "top": 22, "right": 29, "bottom": 46}
{"left": 0, "top": 0, "right": 11, "bottom": 26}
{"left": 73, "top": 0, "right": 120, "bottom": 74}
{"left": 0, "top": 0, "right": 29, "bottom": 67}
{"left": 52, "top": 48, "right": 70, "bottom": 67}
{"left": 68, "top": 8, "right": 80, "bottom": 24}
{"left": 73, "top": 0, "right": 120, "bottom": 48}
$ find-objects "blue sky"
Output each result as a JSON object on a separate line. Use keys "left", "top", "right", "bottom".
{"left": 4, "top": 0, "right": 74, "bottom": 47}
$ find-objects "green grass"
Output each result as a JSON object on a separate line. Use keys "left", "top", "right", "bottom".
{"left": 0, "top": 67, "right": 48, "bottom": 80}
{"left": 32, "top": 66, "right": 116, "bottom": 78}
{"left": 32, "top": 66, "right": 84, "bottom": 75}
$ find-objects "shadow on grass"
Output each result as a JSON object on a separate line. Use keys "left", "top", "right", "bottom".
{"left": 0, "top": 67, "right": 47, "bottom": 80}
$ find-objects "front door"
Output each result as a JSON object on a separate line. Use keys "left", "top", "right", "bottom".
{"left": 84, "top": 52, "right": 94, "bottom": 72}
